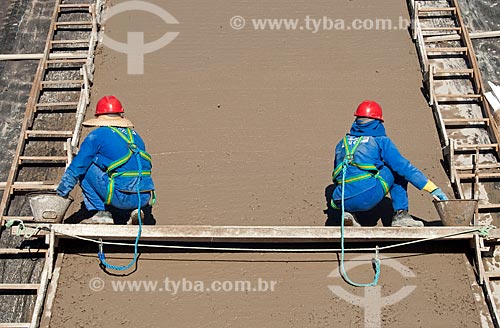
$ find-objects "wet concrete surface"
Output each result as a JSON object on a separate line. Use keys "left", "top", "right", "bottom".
{"left": 0, "top": 0, "right": 497, "bottom": 326}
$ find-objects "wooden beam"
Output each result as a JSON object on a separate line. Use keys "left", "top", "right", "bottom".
{"left": 0, "top": 248, "right": 47, "bottom": 255}
{"left": 425, "top": 30, "right": 500, "bottom": 42}
{"left": 0, "top": 53, "right": 88, "bottom": 61}
{"left": 470, "top": 31, "right": 500, "bottom": 39}
{"left": 11, "top": 224, "right": 499, "bottom": 243}
{"left": 0, "top": 284, "right": 39, "bottom": 290}
{"left": 39, "top": 252, "right": 64, "bottom": 328}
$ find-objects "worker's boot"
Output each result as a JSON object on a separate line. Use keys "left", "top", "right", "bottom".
{"left": 81, "top": 211, "right": 114, "bottom": 224}
{"left": 128, "top": 209, "right": 145, "bottom": 225}
{"left": 391, "top": 210, "right": 424, "bottom": 227}
{"left": 343, "top": 212, "right": 361, "bottom": 227}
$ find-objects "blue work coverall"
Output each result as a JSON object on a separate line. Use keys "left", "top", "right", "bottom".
{"left": 332, "top": 119, "right": 429, "bottom": 212}
{"left": 57, "top": 127, "right": 155, "bottom": 211}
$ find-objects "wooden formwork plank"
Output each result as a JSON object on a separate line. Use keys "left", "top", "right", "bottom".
{"left": 479, "top": 204, "right": 500, "bottom": 210}
{"left": 426, "top": 31, "right": 500, "bottom": 43}
{"left": 432, "top": 102, "right": 449, "bottom": 146}
{"left": 418, "top": 7, "right": 456, "bottom": 12}
{"left": 11, "top": 184, "right": 57, "bottom": 191}
{"left": 0, "top": 248, "right": 47, "bottom": 255}
{"left": 50, "top": 39, "right": 89, "bottom": 44}
{"left": 483, "top": 278, "right": 500, "bottom": 327}
{"left": 434, "top": 68, "right": 474, "bottom": 75}
{"left": 29, "top": 233, "right": 55, "bottom": 328}
{"left": 435, "top": 94, "right": 481, "bottom": 99}
{"left": 19, "top": 156, "right": 68, "bottom": 163}
{"left": 36, "top": 102, "right": 79, "bottom": 108}
{"left": 0, "top": 53, "right": 88, "bottom": 61}
{"left": 0, "top": 284, "right": 39, "bottom": 290}
{"left": 39, "top": 252, "right": 64, "bottom": 328}
{"left": 428, "top": 64, "right": 435, "bottom": 106}
{"left": 443, "top": 118, "right": 489, "bottom": 125}
{"left": 410, "top": 1, "right": 418, "bottom": 40}
{"left": 458, "top": 173, "right": 500, "bottom": 179}
{"left": 455, "top": 144, "right": 499, "bottom": 151}
{"left": 475, "top": 234, "right": 485, "bottom": 284}
{"left": 55, "top": 21, "right": 93, "bottom": 27}
{"left": 25, "top": 130, "right": 73, "bottom": 137}
{"left": 425, "top": 46, "right": 468, "bottom": 53}
{"left": 456, "top": 163, "right": 500, "bottom": 170}
{"left": 421, "top": 27, "right": 461, "bottom": 31}
{"left": 40, "top": 80, "right": 84, "bottom": 86}
{"left": 58, "top": 3, "right": 92, "bottom": 8}
{"left": 414, "top": 19, "right": 430, "bottom": 73}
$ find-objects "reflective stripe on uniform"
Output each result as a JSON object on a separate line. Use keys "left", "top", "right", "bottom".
{"left": 332, "top": 135, "right": 390, "bottom": 196}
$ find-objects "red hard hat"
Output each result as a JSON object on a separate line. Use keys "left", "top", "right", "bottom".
{"left": 95, "top": 96, "right": 124, "bottom": 116}
{"left": 354, "top": 100, "right": 384, "bottom": 121}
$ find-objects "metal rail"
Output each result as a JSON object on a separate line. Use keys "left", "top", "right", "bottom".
{"left": 11, "top": 224, "right": 500, "bottom": 243}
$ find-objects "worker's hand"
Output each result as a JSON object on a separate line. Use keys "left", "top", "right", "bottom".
{"left": 423, "top": 180, "right": 448, "bottom": 201}
{"left": 431, "top": 188, "right": 448, "bottom": 201}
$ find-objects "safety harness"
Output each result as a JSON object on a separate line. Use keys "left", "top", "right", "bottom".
{"left": 331, "top": 135, "right": 389, "bottom": 209}
{"left": 104, "top": 127, "right": 156, "bottom": 205}
{"left": 98, "top": 126, "right": 155, "bottom": 272}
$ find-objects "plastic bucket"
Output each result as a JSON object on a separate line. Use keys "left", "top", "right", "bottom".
{"left": 433, "top": 199, "right": 478, "bottom": 226}
{"left": 28, "top": 193, "right": 73, "bottom": 223}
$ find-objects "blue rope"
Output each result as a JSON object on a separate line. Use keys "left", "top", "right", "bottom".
{"left": 339, "top": 158, "right": 381, "bottom": 287}
{"left": 98, "top": 145, "right": 143, "bottom": 271}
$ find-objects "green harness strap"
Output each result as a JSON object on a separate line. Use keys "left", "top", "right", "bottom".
{"left": 106, "top": 127, "right": 152, "bottom": 172}
{"left": 331, "top": 136, "right": 389, "bottom": 209}
{"left": 105, "top": 127, "right": 155, "bottom": 205}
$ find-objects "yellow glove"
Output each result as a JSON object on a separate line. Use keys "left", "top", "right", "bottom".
{"left": 422, "top": 180, "right": 438, "bottom": 193}
{"left": 423, "top": 180, "right": 448, "bottom": 200}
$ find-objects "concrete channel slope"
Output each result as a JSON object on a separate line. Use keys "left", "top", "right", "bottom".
{"left": 0, "top": 0, "right": 497, "bottom": 327}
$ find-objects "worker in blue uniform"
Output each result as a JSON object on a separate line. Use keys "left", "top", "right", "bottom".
{"left": 57, "top": 96, "right": 155, "bottom": 224}
{"left": 331, "top": 100, "right": 448, "bottom": 227}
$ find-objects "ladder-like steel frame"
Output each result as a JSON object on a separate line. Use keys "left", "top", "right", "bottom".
{"left": 409, "top": 0, "right": 500, "bottom": 326}
{"left": 0, "top": 233, "right": 54, "bottom": 328}
{"left": 0, "top": 0, "right": 101, "bottom": 326}
{"left": 0, "top": 0, "right": 99, "bottom": 226}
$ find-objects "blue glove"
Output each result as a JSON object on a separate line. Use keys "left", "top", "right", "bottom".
{"left": 431, "top": 188, "right": 448, "bottom": 201}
